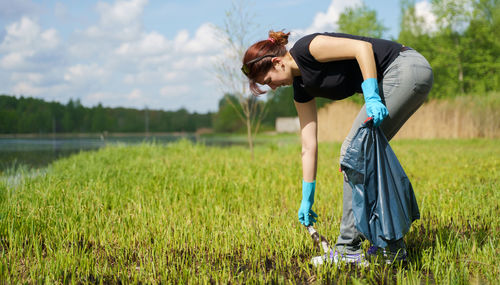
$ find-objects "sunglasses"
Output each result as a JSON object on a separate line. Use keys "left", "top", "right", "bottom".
{"left": 241, "top": 54, "right": 276, "bottom": 77}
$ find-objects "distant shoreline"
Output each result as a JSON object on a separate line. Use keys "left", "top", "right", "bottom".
{"left": 0, "top": 132, "right": 195, "bottom": 139}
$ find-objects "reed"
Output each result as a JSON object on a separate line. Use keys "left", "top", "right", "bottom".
{"left": 318, "top": 92, "right": 500, "bottom": 142}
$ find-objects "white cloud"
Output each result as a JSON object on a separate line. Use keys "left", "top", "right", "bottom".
{"left": 116, "top": 31, "right": 171, "bottom": 57}
{"left": 97, "top": 0, "right": 147, "bottom": 26}
{"left": 12, "top": 81, "right": 44, "bottom": 95}
{"left": 414, "top": 1, "right": 438, "bottom": 33}
{"left": 171, "top": 23, "right": 223, "bottom": 56}
{"left": 1, "top": 52, "right": 30, "bottom": 69}
{"left": 180, "top": 23, "right": 222, "bottom": 54}
{"left": 82, "top": 0, "right": 148, "bottom": 42}
{"left": 0, "top": 17, "right": 59, "bottom": 52}
{"left": 4, "top": 66, "right": 70, "bottom": 101}
{"left": 63, "top": 64, "right": 108, "bottom": 84}
{"left": 127, "top": 88, "right": 143, "bottom": 100}
{"left": 123, "top": 72, "right": 147, "bottom": 84}
{"left": 172, "top": 57, "right": 194, "bottom": 70}
{"left": 174, "top": 30, "right": 190, "bottom": 47}
{"left": 11, "top": 72, "right": 43, "bottom": 83}
{"left": 0, "top": 17, "right": 61, "bottom": 71}
{"left": 290, "top": 0, "right": 361, "bottom": 43}
{"left": 0, "top": 17, "right": 40, "bottom": 51}
{"left": 309, "top": 0, "right": 361, "bottom": 32}
{"left": 40, "top": 29, "right": 59, "bottom": 49}
{"left": 164, "top": 72, "right": 181, "bottom": 81}
{"left": 160, "top": 85, "right": 191, "bottom": 97}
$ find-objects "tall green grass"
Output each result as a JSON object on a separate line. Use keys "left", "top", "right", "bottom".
{"left": 0, "top": 139, "right": 498, "bottom": 283}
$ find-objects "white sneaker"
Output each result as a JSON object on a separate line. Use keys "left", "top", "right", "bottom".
{"left": 311, "top": 250, "right": 369, "bottom": 267}
{"left": 366, "top": 246, "right": 408, "bottom": 264}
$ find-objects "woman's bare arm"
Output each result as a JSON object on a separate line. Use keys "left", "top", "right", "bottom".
{"left": 295, "top": 99, "right": 318, "bottom": 183}
{"left": 308, "top": 35, "right": 377, "bottom": 80}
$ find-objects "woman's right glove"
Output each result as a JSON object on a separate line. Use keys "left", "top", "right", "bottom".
{"left": 298, "top": 180, "right": 317, "bottom": 226}
{"left": 362, "top": 78, "right": 388, "bottom": 127}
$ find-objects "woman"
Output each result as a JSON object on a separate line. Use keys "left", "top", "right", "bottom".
{"left": 241, "top": 31, "right": 433, "bottom": 265}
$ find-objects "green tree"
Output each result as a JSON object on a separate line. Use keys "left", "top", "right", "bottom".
{"left": 431, "top": 0, "right": 475, "bottom": 94}
{"left": 461, "top": 0, "right": 500, "bottom": 93}
{"left": 337, "top": 4, "right": 388, "bottom": 38}
{"left": 213, "top": 94, "right": 245, "bottom": 132}
{"left": 170, "top": 108, "right": 190, "bottom": 132}
{"left": 73, "top": 99, "right": 86, "bottom": 132}
{"left": 90, "top": 103, "right": 106, "bottom": 132}
{"left": 399, "top": 0, "right": 499, "bottom": 98}
{"left": 61, "top": 99, "right": 75, "bottom": 132}
{"left": 0, "top": 95, "right": 18, "bottom": 133}
{"left": 261, "top": 87, "right": 296, "bottom": 127}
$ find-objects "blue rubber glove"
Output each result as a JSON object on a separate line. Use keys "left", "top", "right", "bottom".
{"left": 298, "top": 180, "right": 317, "bottom": 226}
{"left": 362, "top": 78, "right": 388, "bottom": 127}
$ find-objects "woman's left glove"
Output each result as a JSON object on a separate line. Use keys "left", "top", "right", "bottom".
{"left": 362, "top": 78, "right": 388, "bottom": 127}
{"left": 298, "top": 180, "right": 317, "bottom": 226}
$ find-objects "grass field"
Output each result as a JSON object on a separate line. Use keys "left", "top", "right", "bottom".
{"left": 0, "top": 139, "right": 499, "bottom": 284}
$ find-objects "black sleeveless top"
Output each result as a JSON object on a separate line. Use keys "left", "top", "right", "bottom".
{"left": 289, "top": 33, "right": 403, "bottom": 103}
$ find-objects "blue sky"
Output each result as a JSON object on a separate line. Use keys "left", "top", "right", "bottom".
{"left": 0, "top": 0, "right": 433, "bottom": 112}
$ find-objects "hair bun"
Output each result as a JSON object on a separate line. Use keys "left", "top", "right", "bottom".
{"left": 268, "top": 30, "right": 290, "bottom": 46}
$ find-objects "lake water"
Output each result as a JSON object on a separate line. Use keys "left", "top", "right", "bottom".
{"left": 0, "top": 134, "right": 251, "bottom": 171}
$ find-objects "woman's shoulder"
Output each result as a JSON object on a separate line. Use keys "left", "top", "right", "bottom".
{"left": 291, "top": 33, "right": 321, "bottom": 51}
{"left": 291, "top": 32, "right": 352, "bottom": 54}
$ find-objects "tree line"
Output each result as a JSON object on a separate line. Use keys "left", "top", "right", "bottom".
{"left": 0, "top": 90, "right": 317, "bottom": 134}
{"left": 397, "top": 0, "right": 499, "bottom": 97}
{"left": 0, "top": 95, "right": 212, "bottom": 134}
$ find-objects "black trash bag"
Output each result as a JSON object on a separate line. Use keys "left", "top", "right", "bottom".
{"left": 340, "top": 119, "right": 420, "bottom": 248}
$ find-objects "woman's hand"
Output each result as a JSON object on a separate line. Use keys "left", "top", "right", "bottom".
{"left": 298, "top": 180, "right": 317, "bottom": 226}
{"left": 362, "top": 78, "right": 388, "bottom": 127}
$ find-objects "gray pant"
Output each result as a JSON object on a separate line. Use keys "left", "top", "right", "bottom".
{"left": 335, "top": 49, "right": 434, "bottom": 254}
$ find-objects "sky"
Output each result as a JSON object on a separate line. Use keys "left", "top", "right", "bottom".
{"left": 0, "top": 0, "right": 435, "bottom": 113}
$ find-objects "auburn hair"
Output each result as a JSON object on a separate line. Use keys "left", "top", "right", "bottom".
{"left": 242, "top": 30, "right": 290, "bottom": 95}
